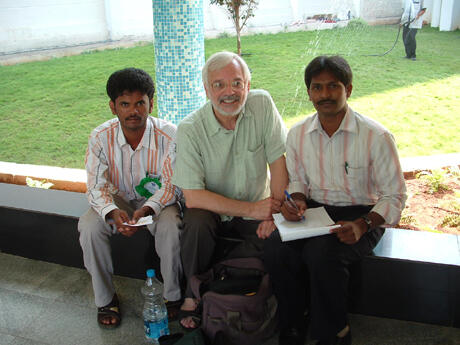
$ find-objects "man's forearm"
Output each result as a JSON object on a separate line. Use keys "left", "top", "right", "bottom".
{"left": 183, "top": 189, "right": 255, "bottom": 218}
{"left": 269, "top": 155, "right": 289, "bottom": 202}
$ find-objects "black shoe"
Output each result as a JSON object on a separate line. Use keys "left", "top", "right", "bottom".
{"left": 279, "top": 326, "right": 307, "bottom": 345}
{"left": 316, "top": 329, "right": 351, "bottom": 345}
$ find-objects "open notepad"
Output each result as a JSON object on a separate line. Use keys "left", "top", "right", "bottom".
{"left": 273, "top": 207, "right": 340, "bottom": 242}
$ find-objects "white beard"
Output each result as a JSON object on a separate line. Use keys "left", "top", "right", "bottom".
{"left": 212, "top": 92, "right": 248, "bottom": 117}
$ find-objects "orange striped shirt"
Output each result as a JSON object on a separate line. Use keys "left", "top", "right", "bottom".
{"left": 85, "top": 116, "right": 178, "bottom": 220}
{"left": 286, "top": 108, "right": 407, "bottom": 225}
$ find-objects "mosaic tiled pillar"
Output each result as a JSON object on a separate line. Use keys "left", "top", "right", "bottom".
{"left": 153, "top": 0, "right": 206, "bottom": 124}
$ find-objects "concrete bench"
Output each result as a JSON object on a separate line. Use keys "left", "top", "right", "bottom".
{"left": 2, "top": 200, "right": 459, "bottom": 328}
{"left": 349, "top": 228, "right": 460, "bottom": 328}
{"left": 1, "top": 157, "right": 460, "bottom": 328}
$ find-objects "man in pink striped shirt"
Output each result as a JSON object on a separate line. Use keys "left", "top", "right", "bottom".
{"left": 78, "top": 68, "right": 182, "bottom": 329}
{"left": 264, "top": 56, "right": 407, "bottom": 345}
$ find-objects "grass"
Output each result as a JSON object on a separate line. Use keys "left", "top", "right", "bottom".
{"left": 0, "top": 25, "right": 459, "bottom": 169}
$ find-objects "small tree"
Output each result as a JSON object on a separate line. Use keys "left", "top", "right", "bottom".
{"left": 210, "top": 0, "right": 259, "bottom": 55}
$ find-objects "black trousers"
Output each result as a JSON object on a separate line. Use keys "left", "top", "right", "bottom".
{"left": 180, "top": 208, "right": 264, "bottom": 297}
{"left": 264, "top": 200, "right": 384, "bottom": 342}
{"left": 403, "top": 26, "right": 418, "bottom": 58}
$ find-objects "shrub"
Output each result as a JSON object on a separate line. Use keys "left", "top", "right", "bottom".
{"left": 416, "top": 169, "right": 450, "bottom": 194}
{"left": 347, "top": 18, "right": 368, "bottom": 29}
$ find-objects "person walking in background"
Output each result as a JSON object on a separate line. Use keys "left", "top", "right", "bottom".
{"left": 401, "top": 0, "right": 426, "bottom": 61}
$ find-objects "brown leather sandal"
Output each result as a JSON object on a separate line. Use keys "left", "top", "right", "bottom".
{"left": 97, "top": 294, "right": 121, "bottom": 329}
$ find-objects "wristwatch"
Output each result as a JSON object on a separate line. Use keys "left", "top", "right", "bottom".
{"left": 361, "top": 214, "right": 372, "bottom": 231}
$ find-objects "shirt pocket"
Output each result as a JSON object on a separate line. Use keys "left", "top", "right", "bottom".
{"left": 345, "top": 162, "right": 369, "bottom": 195}
{"left": 246, "top": 144, "right": 267, "bottom": 180}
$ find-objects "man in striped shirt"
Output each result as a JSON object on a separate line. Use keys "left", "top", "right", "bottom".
{"left": 78, "top": 68, "right": 182, "bottom": 329}
{"left": 264, "top": 56, "right": 407, "bottom": 345}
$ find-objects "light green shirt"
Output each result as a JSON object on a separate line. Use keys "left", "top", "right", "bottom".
{"left": 173, "top": 89, "right": 287, "bottom": 220}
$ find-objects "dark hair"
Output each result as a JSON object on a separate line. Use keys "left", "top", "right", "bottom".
{"left": 106, "top": 68, "right": 155, "bottom": 102}
{"left": 304, "top": 56, "right": 353, "bottom": 89}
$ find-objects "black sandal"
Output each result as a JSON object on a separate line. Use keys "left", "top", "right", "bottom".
{"left": 178, "top": 305, "right": 202, "bottom": 330}
{"left": 97, "top": 294, "right": 121, "bottom": 329}
{"left": 164, "top": 298, "right": 183, "bottom": 321}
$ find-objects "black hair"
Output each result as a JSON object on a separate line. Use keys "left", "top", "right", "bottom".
{"left": 106, "top": 68, "right": 155, "bottom": 102}
{"left": 304, "top": 56, "right": 353, "bottom": 89}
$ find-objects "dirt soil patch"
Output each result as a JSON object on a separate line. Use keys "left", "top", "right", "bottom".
{"left": 398, "top": 169, "right": 460, "bottom": 235}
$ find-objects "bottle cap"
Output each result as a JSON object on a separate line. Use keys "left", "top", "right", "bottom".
{"left": 146, "top": 269, "right": 155, "bottom": 278}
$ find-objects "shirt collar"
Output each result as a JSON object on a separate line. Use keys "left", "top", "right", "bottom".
{"left": 306, "top": 107, "right": 358, "bottom": 134}
{"left": 116, "top": 117, "right": 155, "bottom": 150}
{"left": 204, "top": 101, "right": 252, "bottom": 137}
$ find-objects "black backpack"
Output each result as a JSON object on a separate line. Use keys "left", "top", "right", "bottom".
{"left": 190, "top": 257, "right": 278, "bottom": 345}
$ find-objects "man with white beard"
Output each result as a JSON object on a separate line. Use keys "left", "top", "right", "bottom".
{"left": 172, "top": 51, "right": 288, "bottom": 328}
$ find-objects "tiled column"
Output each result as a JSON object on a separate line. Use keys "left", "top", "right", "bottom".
{"left": 153, "top": 0, "right": 206, "bottom": 124}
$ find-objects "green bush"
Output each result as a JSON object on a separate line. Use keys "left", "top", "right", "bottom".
{"left": 347, "top": 18, "right": 368, "bottom": 29}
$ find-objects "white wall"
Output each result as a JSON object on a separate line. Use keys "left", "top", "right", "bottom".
{"left": 0, "top": 0, "right": 109, "bottom": 54}
{"left": 0, "top": 0, "right": 153, "bottom": 54}
{"left": 439, "top": 0, "right": 460, "bottom": 30}
{"left": 1, "top": 0, "right": 456, "bottom": 55}
{"left": 104, "top": 0, "right": 153, "bottom": 40}
{"left": 430, "top": 0, "right": 460, "bottom": 31}
{"left": 203, "top": 0, "right": 357, "bottom": 37}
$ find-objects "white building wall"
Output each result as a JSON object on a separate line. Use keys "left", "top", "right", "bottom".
{"left": 361, "top": 0, "right": 402, "bottom": 24}
{"left": 0, "top": 0, "right": 109, "bottom": 54}
{"left": 1, "top": 0, "right": 456, "bottom": 55}
{"left": 104, "top": 0, "right": 153, "bottom": 40}
{"left": 439, "top": 0, "right": 460, "bottom": 30}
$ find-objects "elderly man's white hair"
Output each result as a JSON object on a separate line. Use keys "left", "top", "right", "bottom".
{"left": 202, "top": 51, "right": 252, "bottom": 87}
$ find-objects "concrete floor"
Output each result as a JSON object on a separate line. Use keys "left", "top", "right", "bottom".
{"left": 1, "top": 252, "right": 459, "bottom": 345}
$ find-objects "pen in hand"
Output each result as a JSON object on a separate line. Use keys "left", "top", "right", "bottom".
{"left": 284, "top": 190, "right": 305, "bottom": 221}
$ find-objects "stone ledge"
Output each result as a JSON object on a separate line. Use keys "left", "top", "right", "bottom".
{"left": 0, "top": 161, "right": 86, "bottom": 193}
{"left": 0, "top": 153, "right": 459, "bottom": 194}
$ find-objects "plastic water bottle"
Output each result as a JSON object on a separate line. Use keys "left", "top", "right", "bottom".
{"left": 141, "top": 269, "right": 170, "bottom": 344}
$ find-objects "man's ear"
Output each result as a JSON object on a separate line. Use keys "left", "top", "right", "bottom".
{"left": 109, "top": 100, "right": 117, "bottom": 115}
{"left": 204, "top": 84, "right": 210, "bottom": 99}
{"left": 149, "top": 98, "right": 154, "bottom": 113}
{"left": 346, "top": 84, "right": 353, "bottom": 98}
{"left": 307, "top": 88, "right": 312, "bottom": 101}
{"left": 246, "top": 80, "right": 251, "bottom": 92}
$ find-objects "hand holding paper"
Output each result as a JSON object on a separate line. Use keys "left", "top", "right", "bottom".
{"left": 122, "top": 215, "right": 153, "bottom": 227}
{"left": 273, "top": 207, "right": 339, "bottom": 242}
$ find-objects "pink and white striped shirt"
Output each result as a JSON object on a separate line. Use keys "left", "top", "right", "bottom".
{"left": 286, "top": 108, "right": 407, "bottom": 225}
{"left": 85, "top": 116, "right": 178, "bottom": 220}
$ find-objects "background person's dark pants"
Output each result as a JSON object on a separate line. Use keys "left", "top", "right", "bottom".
{"left": 180, "top": 208, "right": 264, "bottom": 298}
{"left": 264, "top": 201, "right": 384, "bottom": 342}
{"left": 403, "top": 26, "right": 418, "bottom": 58}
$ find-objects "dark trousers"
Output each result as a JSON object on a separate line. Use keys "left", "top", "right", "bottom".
{"left": 180, "top": 208, "right": 264, "bottom": 297}
{"left": 264, "top": 200, "right": 384, "bottom": 342}
{"left": 403, "top": 26, "right": 418, "bottom": 58}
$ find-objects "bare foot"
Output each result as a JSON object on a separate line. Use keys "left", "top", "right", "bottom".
{"left": 179, "top": 297, "right": 200, "bottom": 329}
{"left": 97, "top": 294, "right": 121, "bottom": 328}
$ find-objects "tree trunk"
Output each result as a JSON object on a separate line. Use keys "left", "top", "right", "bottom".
{"left": 236, "top": 29, "right": 241, "bottom": 56}
{"left": 234, "top": 4, "right": 241, "bottom": 55}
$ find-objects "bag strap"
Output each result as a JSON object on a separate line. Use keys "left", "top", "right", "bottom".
{"left": 190, "top": 269, "right": 214, "bottom": 300}
{"left": 217, "top": 257, "right": 266, "bottom": 272}
{"left": 190, "top": 257, "right": 267, "bottom": 299}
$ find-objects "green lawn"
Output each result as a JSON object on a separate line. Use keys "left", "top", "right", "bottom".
{"left": 0, "top": 25, "right": 459, "bottom": 169}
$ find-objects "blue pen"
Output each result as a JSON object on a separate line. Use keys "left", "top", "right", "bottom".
{"left": 284, "top": 190, "right": 305, "bottom": 221}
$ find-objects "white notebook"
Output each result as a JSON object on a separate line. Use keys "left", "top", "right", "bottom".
{"left": 273, "top": 207, "right": 340, "bottom": 242}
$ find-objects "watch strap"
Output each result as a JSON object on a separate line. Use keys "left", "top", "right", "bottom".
{"left": 361, "top": 214, "right": 372, "bottom": 231}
